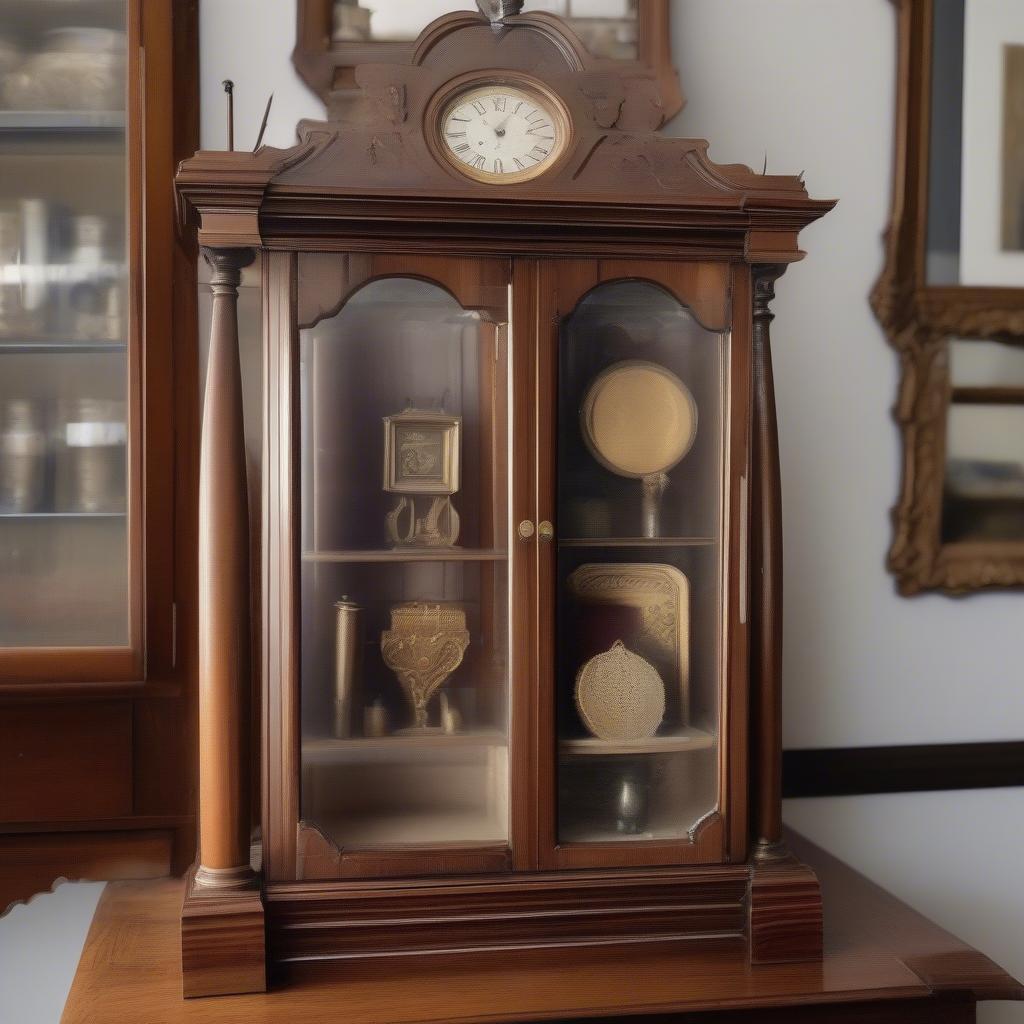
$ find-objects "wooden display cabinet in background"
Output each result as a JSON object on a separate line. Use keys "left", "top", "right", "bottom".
{"left": 0, "top": 0, "right": 199, "bottom": 912}
{"left": 176, "top": 3, "right": 834, "bottom": 998}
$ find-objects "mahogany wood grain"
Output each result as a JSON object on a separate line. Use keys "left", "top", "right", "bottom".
{"left": 266, "top": 867, "right": 749, "bottom": 966}
{"left": 725, "top": 264, "right": 753, "bottom": 864}
{"left": 262, "top": 251, "right": 300, "bottom": 884}
{"left": 0, "top": 830, "right": 170, "bottom": 917}
{"left": 0, "top": 702, "right": 131, "bottom": 822}
{"left": 296, "top": 823, "right": 512, "bottom": 881}
{"left": 196, "top": 247, "right": 256, "bottom": 882}
{"left": 181, "top": 871, "right": 266, "bottom": 998}
{"left": 63, "top": 833, "right": 1022, "bottom": 1023}
{"left": 749, "top": 265, "right": 787, "bottom": 860}
{"left": 510, "top": 259, "right": 540, "bottom": 873}
{"left": 749, "top": 859, "right": 824, "bottom": 965}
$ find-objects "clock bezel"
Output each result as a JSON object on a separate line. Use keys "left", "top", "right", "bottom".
{"left": 427, "top": 71, "right": 574, "bottom": 186}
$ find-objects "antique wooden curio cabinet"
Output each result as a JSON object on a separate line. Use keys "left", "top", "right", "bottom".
{"left": 176, "top": 3, "right": 834, "bottom": 998}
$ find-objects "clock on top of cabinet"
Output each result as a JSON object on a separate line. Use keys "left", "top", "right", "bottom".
{"left": 175, "top": 1, "right": 834, "bottom": 999}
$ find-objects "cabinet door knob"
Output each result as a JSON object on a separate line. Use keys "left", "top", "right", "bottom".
{"left": 538, "top": 520, "right": 555, "bottom": 542}
{"left": 518, "top": 520, "right": 535, "bottom": 541}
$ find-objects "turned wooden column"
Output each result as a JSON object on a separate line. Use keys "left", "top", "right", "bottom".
{"left": 195, "top": 246, "right": 256, "bottom": 889}
{"left": 751, "top": 263, "right": 788, "bottom": 864}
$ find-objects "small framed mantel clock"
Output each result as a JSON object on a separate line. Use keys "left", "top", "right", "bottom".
{"left": 175, "top": 0, "right": 834, "bottom": 999}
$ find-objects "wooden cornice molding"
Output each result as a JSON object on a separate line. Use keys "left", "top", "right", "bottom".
{"left": 175, "top": 144, "right": 318, "bottom": 246}
{"left": 176, "top": 14, "right": 833, "bottom": 258}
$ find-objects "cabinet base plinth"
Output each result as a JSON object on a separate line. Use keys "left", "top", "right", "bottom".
{"left": 749, "top": 856, "right": 824, "bottom": 964}
{"left": 181, "top": 869, "right": 267, "bottom": 998}
{"left": 256, "top": 861, "right": 824, "bottom": 972}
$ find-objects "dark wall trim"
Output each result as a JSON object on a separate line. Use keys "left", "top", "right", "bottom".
{"left": 782, "top": 741, "right": 1024, "bottom": 799}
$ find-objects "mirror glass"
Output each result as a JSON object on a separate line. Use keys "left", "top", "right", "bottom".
{"left": 927, "top": 0, "right": 1024, "bottom": 286}
{"left": 332, "top": 0, "right": 639, "bottom": 60}
{"left": 942, "top": 338, "right": 1024, "bottom": 543}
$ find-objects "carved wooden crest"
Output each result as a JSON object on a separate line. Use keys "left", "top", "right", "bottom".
{"left": 177, "top": 11, "right": 832, "bottom": 261}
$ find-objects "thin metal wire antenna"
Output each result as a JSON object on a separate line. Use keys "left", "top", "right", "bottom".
{"left": 254, "top": 93, "right": 274, "bottom": 152}
{"left": 223, "top": 80, "right": 234, "bottom": 151}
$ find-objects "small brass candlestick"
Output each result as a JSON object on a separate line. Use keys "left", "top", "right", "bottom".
{"left": 381, "top": 602, "right": 470, "bottom": 733}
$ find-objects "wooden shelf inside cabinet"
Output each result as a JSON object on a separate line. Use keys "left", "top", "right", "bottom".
{"left": 0, "top": 511, "right": 125, "bottom": 521}
{"left": 0, "top": 339, "right": 125, "bottom": 354}
{"left": 559, "top": 728, "right": 715, "bottom": 757}
{"left": 304, "top": 730, "right": 507, "bottom": 763}
{"left": 302, "top": 549, "right": 508, "bottom": 564}
{"left": 558, "top": 537, "right": 717, "bottom": 549}
{"left": 312, "top": 811, "right": 508, "bottom": 848}
{"left": 0, "top": 111, "right": 125, "bottom": 133}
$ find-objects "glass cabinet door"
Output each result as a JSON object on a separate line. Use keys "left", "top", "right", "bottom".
{"left": 538, "top": 261, "right": 740, "bottom": 868}
{"left": 0, "top": 2, "right": 135, "bottom": 665}
{"left": 294, "top": 255, "right": 513, "bottom": 877}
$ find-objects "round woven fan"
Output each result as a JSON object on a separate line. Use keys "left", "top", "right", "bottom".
{"left": 574, "top": 640, "right": 665, "bottom": 742}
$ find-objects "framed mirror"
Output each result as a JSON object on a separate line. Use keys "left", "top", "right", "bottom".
{"left": 873, "top": 0, "right": 1024, "bottom": 594}
{"left": 293, "top": 0, "right": 683, "bottom": 122}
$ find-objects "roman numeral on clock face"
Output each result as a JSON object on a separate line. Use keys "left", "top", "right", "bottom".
{"left": 443, "top": 87, "right": 563, "bottom": 178}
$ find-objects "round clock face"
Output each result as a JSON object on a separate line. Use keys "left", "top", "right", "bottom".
{"left": 439, "top": 82, "right": 569, "bottom": 184}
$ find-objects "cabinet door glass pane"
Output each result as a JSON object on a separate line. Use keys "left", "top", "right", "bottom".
{"left": 299, "top": 273, "right": 511, "bottom": 856}
{"left": 0, "top": 3, "right": 130, "bottom": 647}
{"left": 556, "top": 281, "right": 726, "bottom": 844}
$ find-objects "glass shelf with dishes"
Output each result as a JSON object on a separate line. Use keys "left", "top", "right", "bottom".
{"left": 0, "top": 1, "right": 131, "bottom": 650}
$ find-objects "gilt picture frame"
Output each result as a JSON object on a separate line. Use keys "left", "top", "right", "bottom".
{"left": 872, "top": 0, "right": 1024, "bottom": 595}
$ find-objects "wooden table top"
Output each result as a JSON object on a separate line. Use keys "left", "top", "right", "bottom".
{"left": 62, "top": 833, "right": 1021, "bottom": 1024}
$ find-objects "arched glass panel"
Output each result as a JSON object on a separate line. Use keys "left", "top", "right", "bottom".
{"left": 299, "top": 276, "right": 511, "bottom": 857}
{"left": 556, "top": 280, "right": 727, "bottom": 844}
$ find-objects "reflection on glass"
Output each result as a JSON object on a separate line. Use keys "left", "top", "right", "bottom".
{"left": 299, "top": 273, "right": 511, "bottom": 856}
{"left": 556, "top": 281, "right": 726, "bottom": 844}
{"left": 926, "top": 0, "right": 965, "bottom": 285}
{"left": 944, "top": 336, "right": 1024, "bottom": 544}
{"left": 950, "top": 337, "right": 1024, "bottom": 388}
{"left": 0, "top": 1, "right": 129, "bottom": 647}
{"left": 332, "top": 0, "right": 639, "bottom": 60}
{"left": 944, "top": 405, "right": 1024, "bottom": 543}
{"left": 927, "top": 1, "right": 1024, "bottom": 285}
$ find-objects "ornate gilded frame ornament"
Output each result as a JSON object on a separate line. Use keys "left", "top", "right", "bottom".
{"left": 872, "top": 0, "right": 1024, "bottom": 595}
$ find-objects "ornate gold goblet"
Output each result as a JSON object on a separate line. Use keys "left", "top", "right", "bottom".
{"left": 381, "top": 602, "right": 470, "bottom": 733}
